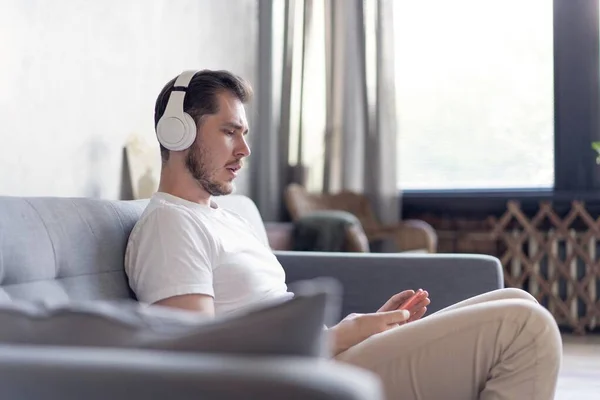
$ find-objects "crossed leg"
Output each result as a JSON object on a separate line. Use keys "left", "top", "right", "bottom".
{"left": 334, "top": 288, "right": 562, "bottom": 400}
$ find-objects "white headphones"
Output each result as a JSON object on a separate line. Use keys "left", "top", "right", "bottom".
{"left": 156, "top": 70, "right": 198, "bottom": 151}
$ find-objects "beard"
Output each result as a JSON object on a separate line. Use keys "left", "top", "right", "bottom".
{"left": 185, "top": 145, "right": 234, "bottom": 196}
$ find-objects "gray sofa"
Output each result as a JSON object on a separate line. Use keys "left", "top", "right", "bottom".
{"left": 0, "top": 194, "right": 504, "bottom": 400}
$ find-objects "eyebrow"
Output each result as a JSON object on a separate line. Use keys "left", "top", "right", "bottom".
{"left": 222, "top": 122, "right": 249, "bottom": 134}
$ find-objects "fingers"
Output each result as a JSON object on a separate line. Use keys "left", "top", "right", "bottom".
{"left": 410, "top": 296, "right": 431, "bottom": 313}
{"left": 377, "top": 309, "right": 411, "bottom": 325}
{"left": 408, "top": 307, "right": 427, "bottom": 322}
{"left": 397, "top": 289, "right": 427, "bottom": 311}
{"left": 405, "top": 292, "right": 430, "bottom": 322}
{"left": 412, "top": 289, "right": 429, "bottom": 302}
{"left": 382, "top": 323, "right": 401, "bottom": 332}
{"left": 393, "top": 290, "right": 417, "bottom": 303}
{"left": 377, "top": 290, "right": 415, "bottom": 313}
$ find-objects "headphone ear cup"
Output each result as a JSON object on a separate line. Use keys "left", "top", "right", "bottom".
{"left": 180, "top": 112, "right": 197, "bottom": 150}
{"left": 156, "top": 113, "right": 196, "bottom": 151}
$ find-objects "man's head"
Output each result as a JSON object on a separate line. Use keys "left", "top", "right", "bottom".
{"left": 154, "top": 70, "right": 253, "bottom": 197}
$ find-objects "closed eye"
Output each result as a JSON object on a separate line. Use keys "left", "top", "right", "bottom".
{"left": 222, "top": 122, "right": 249, "bottom": 136}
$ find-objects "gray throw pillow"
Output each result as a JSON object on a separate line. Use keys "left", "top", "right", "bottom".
{"left": 0, "top": 278, "right": 342, "bottom": 358}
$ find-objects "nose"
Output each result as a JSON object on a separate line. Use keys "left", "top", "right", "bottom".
{"left": 236, "top": 136, "right": 251, "bottom": 158}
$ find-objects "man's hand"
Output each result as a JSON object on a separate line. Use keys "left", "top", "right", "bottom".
{"left": 328, "top": 309, "right": 411, "bottom": 356}
{"left": 377, "top": 289, "right": 430, "bottom": 323}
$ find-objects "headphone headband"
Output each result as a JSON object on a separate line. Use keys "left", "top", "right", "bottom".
{"left": 173, "top": 70, "right": 197, "bottom": 89}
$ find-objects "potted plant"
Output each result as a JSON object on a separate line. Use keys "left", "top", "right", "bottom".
{"left": 592, "top": 141, "right": 600, "bottom": 164}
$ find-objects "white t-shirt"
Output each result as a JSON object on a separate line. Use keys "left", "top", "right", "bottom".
{"left": 124, "top": 192, "right": 294, "bottom": 316}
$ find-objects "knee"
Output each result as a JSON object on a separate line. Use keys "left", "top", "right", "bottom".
{"left": 496, "top": 288, "right": 538, "bottom": 304}
{"left": 490, "top": 300, "right": 563, "bottom": 383}
{"left": 505, "top": 300, "right": 562, "bottom": 355}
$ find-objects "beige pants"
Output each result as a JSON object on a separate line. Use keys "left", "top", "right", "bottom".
{"left": 334, "top": 288, "right": 562, "bottom": 400}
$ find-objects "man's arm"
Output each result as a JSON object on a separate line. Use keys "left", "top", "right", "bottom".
{"left": 153, "top": 294, "right": 215, "bottom": 317}
{"left": 126, "top": 207, "right": 218, "bottom": 313}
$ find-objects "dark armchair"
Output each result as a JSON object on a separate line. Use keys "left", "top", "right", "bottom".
{"left": 284, "top": 183, "right": 438, "bottom": 253}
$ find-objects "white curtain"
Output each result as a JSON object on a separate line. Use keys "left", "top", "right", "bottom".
{"left": 253, "top": 0, "right": 400, "bottom": 225}
{"left": 323, "top": 0, "right": 400, "bottom": 225}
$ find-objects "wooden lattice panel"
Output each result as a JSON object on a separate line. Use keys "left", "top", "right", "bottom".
{"left": 489, "top": 201, "right": 600, "bottom": 334}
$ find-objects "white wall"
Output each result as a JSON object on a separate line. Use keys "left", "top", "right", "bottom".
{"left": 0, "top": 0, "right": 257, "bottom": 198}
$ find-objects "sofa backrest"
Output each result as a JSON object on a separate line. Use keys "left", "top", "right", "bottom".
{"left": 0, "top": 197, "right": 147, "bottom": 304}
{"left": 0, "top": 194, "right": 268, "bottom": 304}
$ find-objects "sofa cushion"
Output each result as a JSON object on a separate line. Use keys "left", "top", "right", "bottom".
{"left": 0, "top": 278, "right": 341, "bottom": 358}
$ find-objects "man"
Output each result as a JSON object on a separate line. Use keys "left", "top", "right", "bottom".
{"left": 125, "top": 70, "right": 562, "bottom": 400}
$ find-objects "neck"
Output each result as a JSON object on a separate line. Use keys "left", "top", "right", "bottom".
{"left": 157, "top": 162, "right": 211, "bottom": 206}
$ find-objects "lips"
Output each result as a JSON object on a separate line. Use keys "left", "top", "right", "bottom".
{"left": 226, "top": 163, "right": 242, "bottom": 175}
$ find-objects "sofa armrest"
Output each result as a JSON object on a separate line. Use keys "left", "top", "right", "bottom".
{"left": 0, "top": 345, "right": 383, "bottom": 400}
{"left": 275, "top": 251, "right": 504, "bottom": 320}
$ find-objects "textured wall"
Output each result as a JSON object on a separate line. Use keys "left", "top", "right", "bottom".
{"left": 0, "top": 0, "right": 257, "bottom": 198}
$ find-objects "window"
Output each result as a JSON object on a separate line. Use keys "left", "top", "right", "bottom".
{"left": 393, "top": 1, "right": 554, "bottom": 190}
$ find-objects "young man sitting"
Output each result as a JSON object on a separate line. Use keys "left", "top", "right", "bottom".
{"left": 125, "top": 70, "right": 562, "bottom": 400}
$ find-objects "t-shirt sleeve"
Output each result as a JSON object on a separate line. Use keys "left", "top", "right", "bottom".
{"left": 126, "top": 206, "right": 216, "bottom": 305}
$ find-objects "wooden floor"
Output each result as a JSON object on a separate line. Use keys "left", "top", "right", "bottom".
{"left": 556, "top": 334, "right": 600, "bottom": 399}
